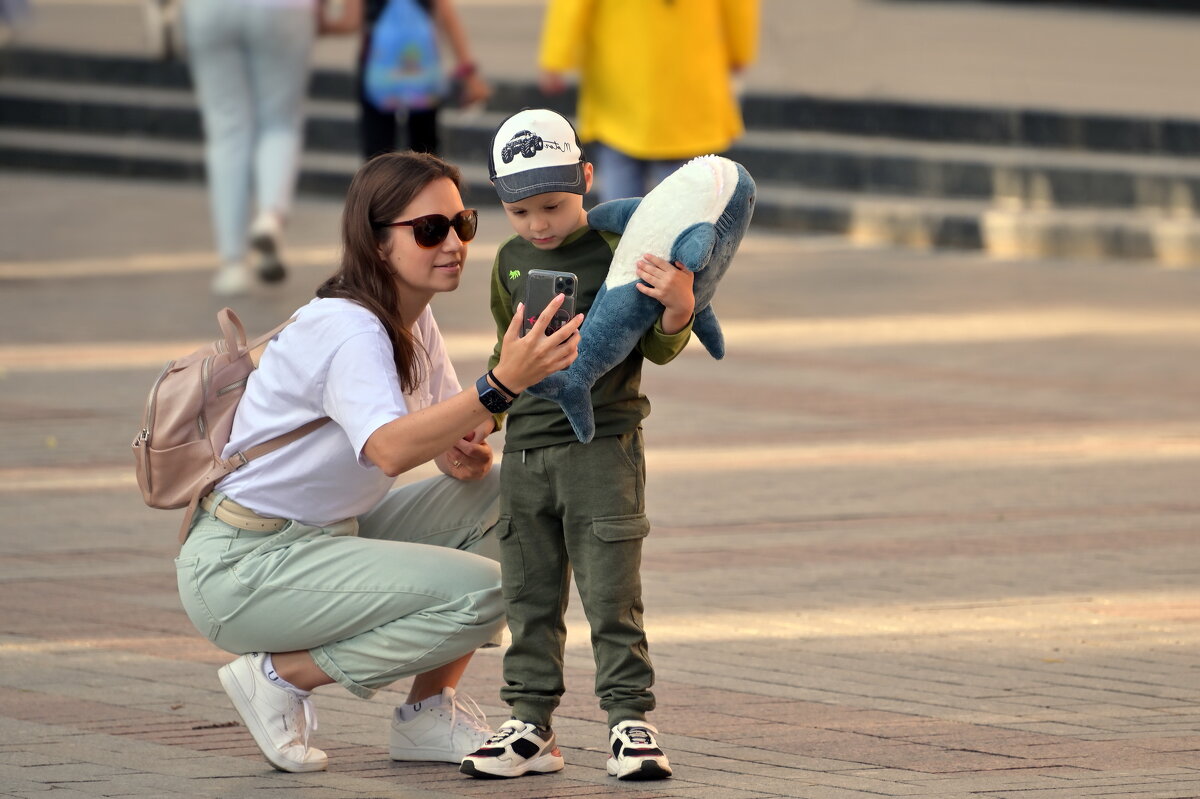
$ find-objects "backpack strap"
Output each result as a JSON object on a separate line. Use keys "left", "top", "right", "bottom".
{"left": 176, "top": 416, "right": 330, "bottom": 543}
{"left": 246, "top": 316, "right": 297, "bottom": 352}
{"left": 228, "top": 416, "right": 331, "bottom": 467}
{"left": 216, "top": 307, "right": 297, "bottom": 357}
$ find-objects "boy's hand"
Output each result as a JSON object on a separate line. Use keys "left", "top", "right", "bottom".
{"left": 442, "top": 425, "right": 493, "bottom": 481}
{"left": 636, "top": 253, "right": 695, "bottom": 335}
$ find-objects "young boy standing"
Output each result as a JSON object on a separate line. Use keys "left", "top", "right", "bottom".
{"left": 460, "top": 109, "right": 694, "bottom": 781}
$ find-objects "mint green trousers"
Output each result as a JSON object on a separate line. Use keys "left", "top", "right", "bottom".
{"left": 176, "top": 471, "right": 504, "bottom": 699}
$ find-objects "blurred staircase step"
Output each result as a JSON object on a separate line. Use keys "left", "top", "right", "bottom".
{"left": 6, "top": 46, "right": 1200, "bottom": 157}
{"left": 755, "top": 184, "right": 1170, "bottom": 262}
{"left": 740, "top": 90, "right": 1200, "bottom": 156}
{"left": 5, "top": 46, "right": 1200, "bottom": 265}
{"left": 6, "top": 76, "right": 1200, "bottom": 215}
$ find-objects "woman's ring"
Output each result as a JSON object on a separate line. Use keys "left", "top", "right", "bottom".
{"left": 453, "top": 460, "right": 462, "bottom": 468}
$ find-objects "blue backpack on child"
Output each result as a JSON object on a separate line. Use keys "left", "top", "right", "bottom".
{"left": 364, "top": 0, "right": 442, "bottom": 112}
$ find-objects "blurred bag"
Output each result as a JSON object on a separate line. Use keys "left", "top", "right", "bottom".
{"left": 363, "top": 0, "right": 443, "bottom": 112}
{"left": 132, "top": 308, "right": 327, "bottom": 542}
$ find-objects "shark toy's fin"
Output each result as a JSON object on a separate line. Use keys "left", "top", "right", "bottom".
{"left": 692, "top": 305, "right": 726, "bottom": 360}
{"left": 528, "top": 370, "right": 568, "bottom": 401}
{"left": 587, "top": 197, "right": 642, "bottom": 234}
{"left": 525, "top": 371, "right": 597, "bottom": 443}
{"left": 564, "top": 386, "right": 597, "bottom": 443}
{"left": 670, "top": 222, "right": 718, "bottom": 272}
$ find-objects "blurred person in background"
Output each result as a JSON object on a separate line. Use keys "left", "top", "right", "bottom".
{"left": 538, "top": 0, "right": 759, "bottom": 204}
{"left": 351, "top": 0, "right": 491, "bottom": 160}
{"left": 1, "top": 0, "right": 31, "bottom": 36}
{"left": 183, "top": 0, "right": 334, "bottom": 295}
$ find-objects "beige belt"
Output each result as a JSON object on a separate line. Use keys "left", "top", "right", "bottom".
{"left": 201, "top": 494, "right": 287, "bottom": 532}
{"left": 200, "top": 494, "right": 359, "bottom": 536}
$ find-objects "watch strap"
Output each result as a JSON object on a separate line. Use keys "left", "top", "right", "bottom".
{"left": 486, "top": 369, "right": 519, "bottom": 400}
{"left": 475, "top": 373, "right": 513, "bottom": 413}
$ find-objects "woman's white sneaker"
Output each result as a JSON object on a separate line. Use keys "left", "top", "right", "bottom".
{"left": 389, "top": 687, "right": 491, "bottom": 763}
{"left": 608, "top": 720, "right": 672, "bottom": 780}
{"left": 459, "top": 719, "right": 565, "bottom": 778}
{"left": 217, "top": 653, "right": 327, "bottom": 773}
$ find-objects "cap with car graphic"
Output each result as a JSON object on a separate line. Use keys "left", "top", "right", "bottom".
{"left": 488, "top": 108, "right": 586, "bottom": 203}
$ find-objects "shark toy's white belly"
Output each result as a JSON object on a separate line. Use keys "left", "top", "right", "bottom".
{"left": 604, "top": 155, "right": 739, "bottom": 289}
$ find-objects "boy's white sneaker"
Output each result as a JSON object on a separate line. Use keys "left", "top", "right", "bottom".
{"left": 607, "top": 720, "right": 672, "bottom": 780}
{"left": 217, "top": 652, "right": 327, "bottom": 773}
{"left": 389, "top": 687, "right": 491, "bottom": 763}
{"left": 459, "top": 719, "right": 565, "bottom": 778}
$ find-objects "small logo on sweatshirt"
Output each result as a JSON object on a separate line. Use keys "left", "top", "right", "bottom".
{"left": 508, "top": 269, "right": 521, "bottom": 281}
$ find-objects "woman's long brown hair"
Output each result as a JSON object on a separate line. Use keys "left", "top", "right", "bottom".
{"left": 316, "top": 152, "right": 464, "bottom": 394}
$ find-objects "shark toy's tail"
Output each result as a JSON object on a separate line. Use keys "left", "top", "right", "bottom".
{"left": 693, "top": 305, "right": 726, "bottom": 360}
{"left": 526, "top": 372, "right": 598, "bottom": 443}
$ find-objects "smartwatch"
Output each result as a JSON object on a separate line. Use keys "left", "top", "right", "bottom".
{"left": 476, "top": 373, "right": 513, "bottom": 413}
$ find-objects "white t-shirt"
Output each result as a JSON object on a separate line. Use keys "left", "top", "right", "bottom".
{"left": 216, "top": 297, "right": 461, "bottom": 526}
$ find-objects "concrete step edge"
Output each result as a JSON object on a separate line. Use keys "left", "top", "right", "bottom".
{"left": 3, "top": 127, "right": 1194, "bottom": 266}
{"left": 4, "top": 46, "right": 1200, "bottom": 156}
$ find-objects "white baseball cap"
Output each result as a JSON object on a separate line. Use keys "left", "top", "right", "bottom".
{"left": 488, "top": 108, "right": 586, "bottom": 203}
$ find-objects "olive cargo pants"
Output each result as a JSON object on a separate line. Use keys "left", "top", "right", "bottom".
{"left": 497, "top": 430, "right": 656, "bottom": 728}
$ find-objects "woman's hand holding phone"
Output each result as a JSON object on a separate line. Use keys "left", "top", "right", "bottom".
{"left": 492, "top": 296, "right": 582, "bottom": 394}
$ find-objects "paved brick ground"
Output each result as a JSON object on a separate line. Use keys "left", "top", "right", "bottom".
{"left": 1, "top": 170, "right": 1199, "bottom": 798}
{"left": 4, "top": 2, "right": 1200, "bottom": 795}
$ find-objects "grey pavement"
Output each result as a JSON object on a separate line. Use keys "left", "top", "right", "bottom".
{"left": 3, "top": 165, "right": 1200, "bottom": 798}
{"left": 4, "top": 0, "right": 1200, "bottom": 797}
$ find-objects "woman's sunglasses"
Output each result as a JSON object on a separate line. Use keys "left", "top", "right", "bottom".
{"left": 378, "top": 209, "right": 478, "bottom": 249}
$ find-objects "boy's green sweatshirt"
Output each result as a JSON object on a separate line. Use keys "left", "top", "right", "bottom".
{"left": 488, "top": 226, "right": 692, "bottom": 452}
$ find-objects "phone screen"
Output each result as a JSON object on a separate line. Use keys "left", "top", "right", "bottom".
{"left": 521, "top": 270, "right": 577, "bottom": 337}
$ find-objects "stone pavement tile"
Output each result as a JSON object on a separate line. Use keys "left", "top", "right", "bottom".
{"left": 770, "top": 769, "right": 930, "bottom": 796}
{"left": 1133, "top": 738, "right": 1200, "bottom": 753}
{"left": 1053, "top": 750, "right": 1200, "bottom": 772}
{"left": 625, "top": 788, "right": 776, "bottom": 799}
{"left": 0, "top": 762, "right": 135, "bottom": 783}
{"left": 0, "top": 768, "right": 57, "bottom": 792}
{"left": 3, "top": 789, "right": 94, "bottom": 799}
{"left": 663, "top": 765, "right": 873, "bottom": 799}
{"left": 973, "top": 782, "right": 1200, "bottom": 799}
{"left": 906, "top": 772, "right": 1162, "bottom": 796}
{"left": 1005, "top": 721, "right": 1140, "bottom": 737}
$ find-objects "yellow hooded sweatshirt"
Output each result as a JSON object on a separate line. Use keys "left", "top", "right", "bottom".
{"left": 538, "top": 0, "right": 759, "bottom": 161}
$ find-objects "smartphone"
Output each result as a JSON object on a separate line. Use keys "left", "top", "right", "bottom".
{"left": 520, "top": 269, "right": 577, "bottom": 337}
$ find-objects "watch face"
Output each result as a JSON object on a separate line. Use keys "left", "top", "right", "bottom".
{"left": 476, "top": 374, "right": 511, "bottom": 412}
{"left": 481, "top": 389, "right": 509, "bottom": 413}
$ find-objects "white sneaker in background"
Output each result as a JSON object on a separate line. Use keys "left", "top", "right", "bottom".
{"left": 211, "top": 262, "right": 251, "bottom": 296}
{"left": 217, "top": 652, "right": 328, "bottom": 773}
{"left": 249, "top": 211, "right": 287, "bottom": 284}
{"left": 389, "top": 687, "right": 492, "bottom": 763}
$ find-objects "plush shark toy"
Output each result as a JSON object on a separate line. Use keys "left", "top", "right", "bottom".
{"left": 526, "top": 154, "right": 756, "bottom": 442}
